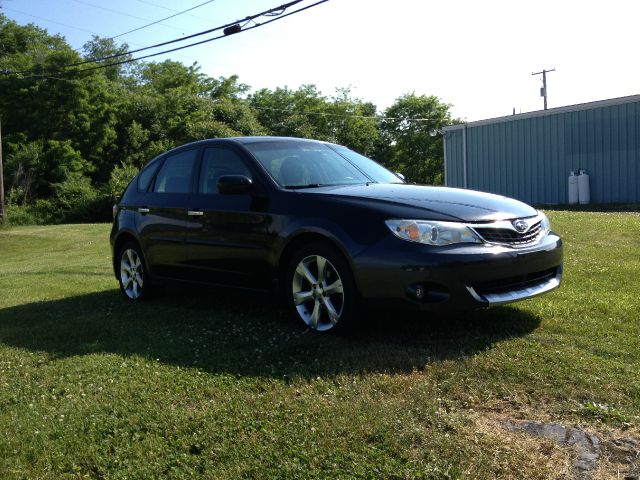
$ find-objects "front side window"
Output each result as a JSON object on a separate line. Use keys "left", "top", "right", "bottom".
{"left": 153, "top": 149, "right": 198, "bottom": 193}
{"left": 198, "top": 147, "right": 252, "bottom": 194}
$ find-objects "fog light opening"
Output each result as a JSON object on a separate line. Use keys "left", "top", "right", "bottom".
{"left": 406, "top": 283, "right": 449, "bottom": 304}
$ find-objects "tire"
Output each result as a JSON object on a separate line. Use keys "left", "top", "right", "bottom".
{"left": 116, "top": 241, "right": 153, "bottom": 300}
{"left": 285, "top": 242, "right": 359, "bottom": 333}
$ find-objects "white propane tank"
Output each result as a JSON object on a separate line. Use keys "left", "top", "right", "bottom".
{"left": 568, "top": 171, "right": 579, "bottom": 205}
{"left": 578, "top": 169, "right": 590, "bottom": 204}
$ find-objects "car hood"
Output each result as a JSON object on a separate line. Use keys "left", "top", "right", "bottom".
{"left": 304, "top": 184, "right": 538, "bottom": 222}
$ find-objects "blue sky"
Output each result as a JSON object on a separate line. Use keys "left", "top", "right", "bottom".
{"left": 2, "top": 0, "right": 639, "bottom": 121}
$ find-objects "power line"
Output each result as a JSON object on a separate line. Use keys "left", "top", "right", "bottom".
{"left": 111, "top": 0, "right": 218, "bottom": 40}
{"left": 3, "top": 6, "right": 101, "bottom": 37}
{"left": 131, "top": 0, "right": 184, "bottom": 13}
{"left": 131, "top": 0, "right": 220, "bottom": 25}
{"left": 1, "top": 7, "right": 142, "bottom": 52}
{"left": 70, "top": 0, "right": 197, "bottom": 35}
{"left": 252, "top": 105, "right": 432, "bottom": 122}
{"left": 39, "top": 0, "right": 303, "bottom": 72}
{"left": 75, "top": 0, "right": 328, "bottom": 74}
{"left": 80, "top": 0, "right": 304, "bottom": 66}
{"left": 1, "top": 0, "right": 322, "bottom": 76}
{"left": 0, "top": 6, "right": 212, "bottom": 81}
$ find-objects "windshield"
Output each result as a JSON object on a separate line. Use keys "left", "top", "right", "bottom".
{"left": 244, "top": 140, "right": 403, "bottom": 188}
{"left": 328, "top": 145, "right": 404, "bottom": 184}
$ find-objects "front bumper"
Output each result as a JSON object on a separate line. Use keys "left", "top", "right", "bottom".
{"left": 352, "top": 232, "right": 563, "bottom": 312}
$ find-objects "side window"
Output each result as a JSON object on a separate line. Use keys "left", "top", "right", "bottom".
{"left": 199, "top": 147, "right": 252, "bottom": 194}
{"left": 153, "top": 149, "right": 198, "bottom": 193}
{"left": 138, "top": 159, "right": 160, "bottom": 192}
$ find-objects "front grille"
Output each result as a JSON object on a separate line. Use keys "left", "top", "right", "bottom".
{"left": 474, "top": 220, "right": 542, "bottom": 246}
{"left": 472, "top": 268, "right": 558, "bottom": 296}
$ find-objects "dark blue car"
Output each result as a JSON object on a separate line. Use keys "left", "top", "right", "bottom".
{"left": 110, "top": 137, "right": 563, "bottom": 332}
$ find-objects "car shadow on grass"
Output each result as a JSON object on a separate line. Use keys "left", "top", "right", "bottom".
{"left": 0, "top": 286, "right": 541, "bottom": 378}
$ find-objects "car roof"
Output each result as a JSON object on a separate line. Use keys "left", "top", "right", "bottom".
{"left": 142, "top": 136, "right": 342, "bottom": 170}
{"left": 228, "top": 136, "right": 327, "bottom": 145}
{"left": 174, "top": 136, "right": 332, "bottom": 150}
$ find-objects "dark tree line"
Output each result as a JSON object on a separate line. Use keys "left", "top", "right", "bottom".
{"left": 0, "top": 14, "right": 457, "bottom": 224}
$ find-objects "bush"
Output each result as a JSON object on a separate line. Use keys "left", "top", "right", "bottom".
{"left": 106, "top": 163, "right": 139, "bottom": 202}
{"left": 2, "top": 203, "right": 48, "bottom": 226}
{"left": 50, "top": 176, "right": 112, "bottom": 223}
{"left": 1, "top": 177, "right": 113, "bottom": 226}
{"left": 1, "top": 187, "right": 51, "bottom": 226}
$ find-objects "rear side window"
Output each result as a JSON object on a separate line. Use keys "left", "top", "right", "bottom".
{"left": 153, "top": 149, "right": 198, "bottom": 193}
{"left": 137, "top": 159, "right": 161, "bottom": 192}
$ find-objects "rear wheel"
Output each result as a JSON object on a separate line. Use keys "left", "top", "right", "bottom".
{"left": 286, "top": 242, "right": 358, "bottom": 332}
{"left": 117, "top": 241, "right": 153, "bottom": 300}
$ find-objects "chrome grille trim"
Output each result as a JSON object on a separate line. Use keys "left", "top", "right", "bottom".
{"left": 474, "top": 221, "right": 542, "bottom": 245}
{"left": 468, "top": 213, "right": 546, "bottom": 248}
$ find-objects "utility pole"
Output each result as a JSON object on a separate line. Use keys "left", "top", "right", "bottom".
{"left": 0, "top": 117, "right": 4, "bottom": 224}
{"left": 532, "top": 68, "right": 555, "bottom": 110}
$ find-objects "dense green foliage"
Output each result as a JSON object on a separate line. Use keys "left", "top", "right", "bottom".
{"left": 0, "top": 15, "right": 457, "bottom": 224}
{"left": 1, "top": 211, "right": 639, "bottom": 478}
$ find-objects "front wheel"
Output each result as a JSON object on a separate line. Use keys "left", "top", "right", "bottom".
{"left": 286, "top": 243, "right": 359, "bottom": 333}
{"left": 116, "top": 241, "right": 153, "bottom": 300}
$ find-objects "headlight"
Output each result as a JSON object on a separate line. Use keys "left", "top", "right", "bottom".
{"left": 385, "top": 219, "right": 482, "bottom": 246}
{"left": 539, "top": 212, "right": 551, "bottom": 235}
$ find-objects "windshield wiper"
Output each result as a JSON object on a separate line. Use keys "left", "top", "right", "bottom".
{"left": 283, "top": 183, "right": 331, "bottom": 190}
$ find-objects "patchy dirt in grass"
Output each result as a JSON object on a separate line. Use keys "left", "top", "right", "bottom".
{"left": 465, "top": 405, "right": 640, "bottom": 480}
{"left": 505, "top": 421, "right": 600, "bottom": 478}
{"left": 595, "top": 436, "right": 640, "bottom": 480}
{"left": 470, "top": 414, "right": 573, "bottom": 479}
{"left": 500, "top": 418, "right": 639, "bottom": 480}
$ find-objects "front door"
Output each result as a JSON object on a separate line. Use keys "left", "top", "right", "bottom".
{"left": 185, "top": 146, "right": 272, "bottom": 289}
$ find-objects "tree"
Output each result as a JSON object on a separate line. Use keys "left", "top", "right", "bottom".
{"left": 82, "top": 36, "right": 132, "bottom": 83}
{"left": 210, "top": 74, "right": 250, "bottom": 100}
{"left": 0, "top": 13, "right": 461, "bottom": 225}
{"left": 0, "top": 15, "right": 122, "bottom": 184}
{"left": 379, "top": 94, "right": 458, "bottom": 185}
{"left": 249, "top": 85, "right": 379, "bottom": 155}
{"left": 138, "top": 60, "right": 213, "bottom": 96}
{"left": 328, "top": 88, "right": 379, "bottom": 157}
{"left": 117, "top": 63, "right": 264, "bottom": 163}
{"left": 250, "top": 85, "right": 330, "bottom": 139}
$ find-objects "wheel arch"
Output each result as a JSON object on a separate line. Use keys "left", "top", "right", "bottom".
{"left": 277, "top": 230, "right": 360, "bottom": 296}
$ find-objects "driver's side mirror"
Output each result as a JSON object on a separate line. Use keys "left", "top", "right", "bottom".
{"left": 218, "top": 175, "right": 253, "bottom": 195}
{"left": 395, "top": 172, "right": 406, "bottom": 182}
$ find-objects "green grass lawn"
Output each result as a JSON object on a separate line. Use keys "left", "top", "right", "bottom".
{"left": 1, "top": 212, "right": 639, "bottom": 479}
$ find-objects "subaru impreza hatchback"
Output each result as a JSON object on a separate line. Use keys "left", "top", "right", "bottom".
{"left": 110, "top": 137, "right": 563, "bottom": 332}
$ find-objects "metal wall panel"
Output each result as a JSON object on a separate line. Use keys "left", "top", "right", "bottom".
{"left": 443, "top": 96, "right": 640, "bottom": 204}
{"left": 444, "top": 129, "right": 464, "bottom": 187}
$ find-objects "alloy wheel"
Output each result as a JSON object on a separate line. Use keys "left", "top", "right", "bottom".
{"left": 291, "top": 254, "right": 344, "bottom": 331}
{"left": 120, "top": 248, "right": 144, "bottom": 299}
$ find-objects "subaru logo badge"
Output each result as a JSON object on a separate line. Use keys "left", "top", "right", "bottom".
{"left": 513, "top": 219, "right": 528, "bottom": 233}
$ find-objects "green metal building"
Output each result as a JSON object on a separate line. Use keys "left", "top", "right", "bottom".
{"left": 443, "top": 95, "right": 640, "bottom": 205}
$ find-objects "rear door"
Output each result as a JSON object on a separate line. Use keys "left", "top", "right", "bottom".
{"left": 137, "top": 148, "right": 199, "bottom": 279}
{"left": 185, "top": 145, "right": 272, "bottom": 289}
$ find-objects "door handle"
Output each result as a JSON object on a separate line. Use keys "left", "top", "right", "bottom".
{"left": 138, "top": 207, "right": 150, "bottom": 214}
{"left": 188, "top": 210, "right": 204, "bottom": 216}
